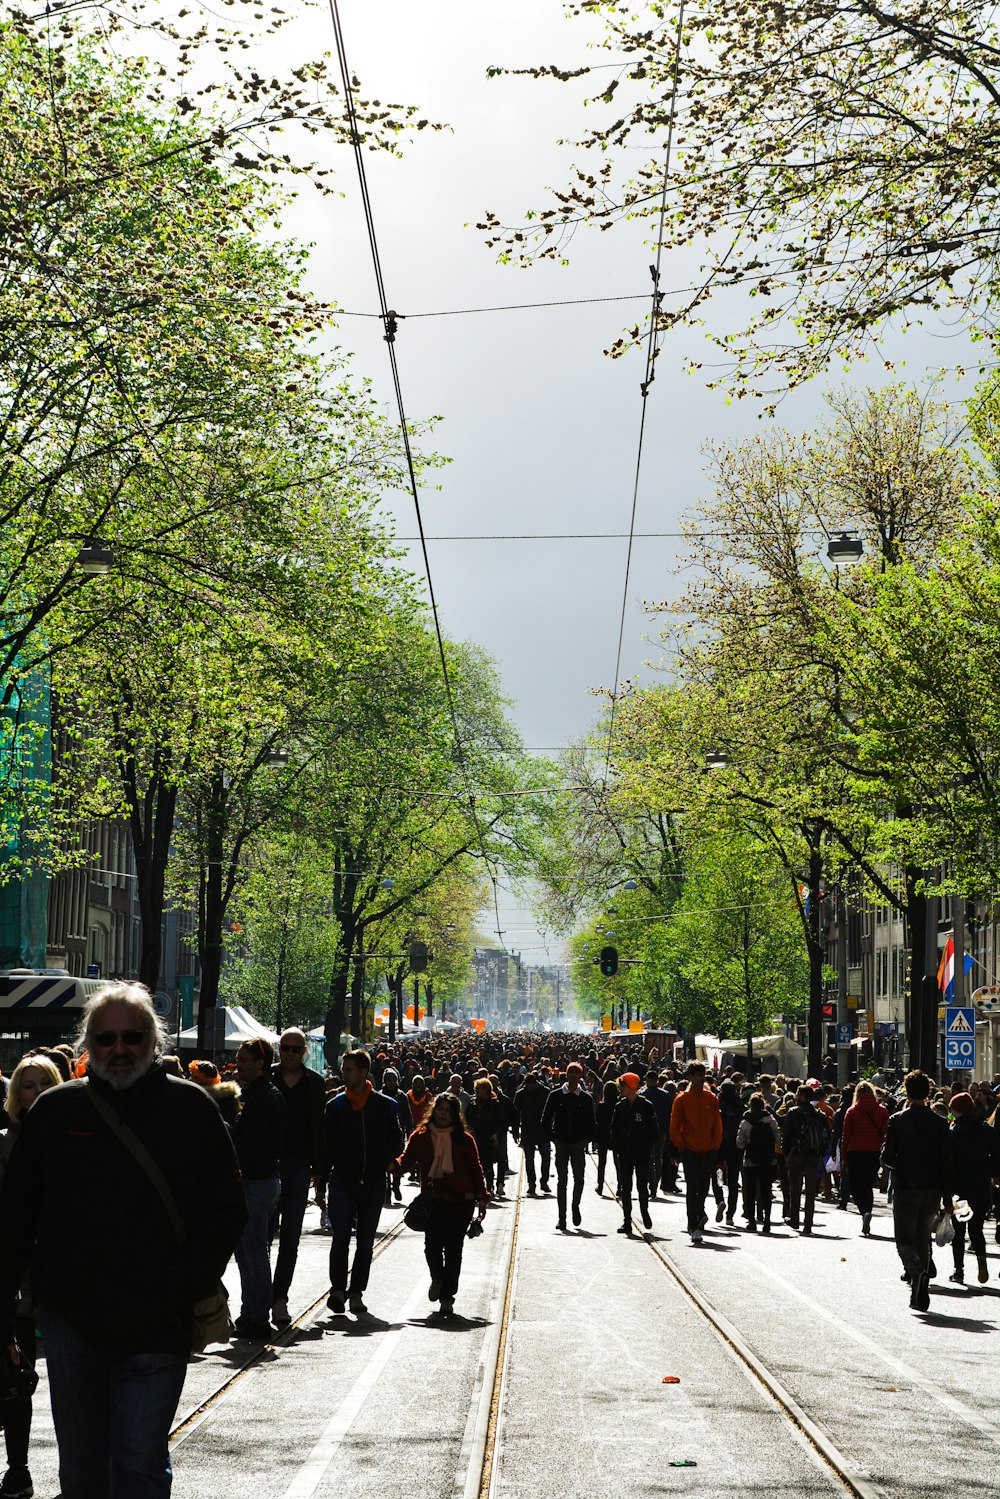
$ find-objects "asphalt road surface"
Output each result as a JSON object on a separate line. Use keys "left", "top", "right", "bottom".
{"left": 17, "top": 1160, "right": 1000, "bottom": 1498}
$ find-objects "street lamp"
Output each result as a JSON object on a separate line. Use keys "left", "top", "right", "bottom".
{"left": 264, "top": 745, "right": 289, "bottom": 768}
{"left": 827, "top": 533, "right": 864, "bottom": 563}
{"left": 705, "top": 749, "right": 730, "bottom": 770}
{"left": 77, "top": 539, "right": 115, "bottom": 575}
{"left": 622, "top": 879, "right": 638, "bottom": 891}
{"left": 381, "top": 878, "right": 395, "bottom": 891}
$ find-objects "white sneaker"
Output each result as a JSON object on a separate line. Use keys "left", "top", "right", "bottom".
{"left": 271, "top": 1298, "right": 291, "bottom": 1329}
{"left": 692, "top": 1228, "right": 703, "bottom": 1244}
{"left": 348, "top": 1292, "right": 368, "bottom": 1315}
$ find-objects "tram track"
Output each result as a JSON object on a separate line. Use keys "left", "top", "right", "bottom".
{"left": 168, "top": 1217, "right": 408, "bottom": 1449}
{"left": 173, "top": 1162, "right": 884, "bottom": 1499}
{"left": 614, "top": 1193, "right": 890, "bottom": 1499}
{"left": 168, "top": 1171, "right": 525, "bottom": 1499}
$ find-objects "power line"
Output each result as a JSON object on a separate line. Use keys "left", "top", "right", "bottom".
{"left": 334, "top": 293, "right": 650, "bottom": 318}
{"left": 391, "top": 531, "right": 713, "bottom": 541}
{"left": 326, "top": 0, "right": 509, "bottom": 952}
{"left": 604, "top": 0, "right": 687, "bottom": 787}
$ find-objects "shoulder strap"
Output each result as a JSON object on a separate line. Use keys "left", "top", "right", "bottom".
{"left": 83, "top": 1081, "right": 185, "bottom": 1247}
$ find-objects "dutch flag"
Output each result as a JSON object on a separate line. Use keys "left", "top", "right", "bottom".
{"left": 936, "top": 937, "right": 974, "bottom": 1005}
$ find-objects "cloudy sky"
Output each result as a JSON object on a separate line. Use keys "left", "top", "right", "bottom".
{"left": 256, "top": 0, "right": 976, "bottom": 965}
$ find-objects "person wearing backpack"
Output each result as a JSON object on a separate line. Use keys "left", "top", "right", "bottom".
{"left": 781, "top": 1086, "right": 829, "bottom": 1234}
{"left": 736, "top": 1092, "right": 781, "bottom": 1232}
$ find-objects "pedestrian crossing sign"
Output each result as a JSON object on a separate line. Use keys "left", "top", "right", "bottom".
{"left": 944, "top": 1007, "right": 976, "bottom": 1070}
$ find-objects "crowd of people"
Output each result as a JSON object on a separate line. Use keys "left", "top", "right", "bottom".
{"left": 0, "top": 990, "right": 998, "bottom": 1497}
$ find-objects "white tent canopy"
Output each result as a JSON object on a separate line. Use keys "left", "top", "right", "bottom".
{"left": 177, "top": 1005, "right": 279, "bottom": 1051}
{"left": 695, "top": 1033, "right": 808, "bottom": 1076}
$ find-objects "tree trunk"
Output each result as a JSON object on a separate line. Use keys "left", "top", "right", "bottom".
{"left": 904, "top": 867, "right": 938, "bottom": 1074}
{"left": 123, "top": 761, "right": 177, "bottom": 995}
{"left": 806, "top": 843, "right": 825, "bottom": 1078}
{"left": 196, "top": 773, "right": 226, "bottom": 1053}
{"left": 275, "top": 921, "right": 287, "bottom": 1034}
{"left": 349, "top": 955, "right": 364, "bottom": 1037}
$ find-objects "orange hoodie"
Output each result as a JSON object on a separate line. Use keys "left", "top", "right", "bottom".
{"left": 669, "top": 1086, "right": 724, "bottom": 1154}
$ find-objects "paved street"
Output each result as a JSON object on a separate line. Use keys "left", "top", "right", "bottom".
{"left": 18, "top": 1156, "right": 1000, "bottom": 1498}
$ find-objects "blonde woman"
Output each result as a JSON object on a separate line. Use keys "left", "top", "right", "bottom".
{"left": 0, "top": 1053, "right": 63, "bottom": 1499}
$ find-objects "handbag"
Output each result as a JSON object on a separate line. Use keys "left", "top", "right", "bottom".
{"left": 403, "top": 1188, "right": 433, "bottom": 1233}
{"left": 932, "top": 1210, "right": 955, "bottom": 1247}
{"left": 83, "top": 1082, "right": 234, "bottom": 1352}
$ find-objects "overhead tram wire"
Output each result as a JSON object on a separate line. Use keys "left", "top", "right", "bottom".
{"left": 603, "top": 0, "right": 688, "bottom": 790}
{"left": 325, "top": 0, "right": 509, "bottom": 951}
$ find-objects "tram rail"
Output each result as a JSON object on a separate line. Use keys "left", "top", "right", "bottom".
{"left": 167, "top": 1166, "right": 905, "bottom": 1498}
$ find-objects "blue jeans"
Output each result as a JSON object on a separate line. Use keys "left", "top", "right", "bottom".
{"left": 270, "top": 1160, "right": 312, "bottom": 1302}
{"left": 38, "top": 1306, "right": 187, "bottom": 1498}
{"left": 234, "top": 1176, "right": 280, "bottom": 1324}
{"left": 327, "top": 1176, "right": 385, "bottom": 1295}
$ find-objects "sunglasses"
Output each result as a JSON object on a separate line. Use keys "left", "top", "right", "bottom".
{"left": 92, "top": 1029, "right": 148, "bottom": 1047}
{"left": 280, "top": 1044, "right": 304, "bottom": 1053}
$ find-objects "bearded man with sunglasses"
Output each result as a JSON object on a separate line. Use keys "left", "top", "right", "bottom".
{"left": 269, "top": 1028, "right": 326, "bottom": 1329}
{"left": 0, "top": 982, "right": 246, "bottom": 1499}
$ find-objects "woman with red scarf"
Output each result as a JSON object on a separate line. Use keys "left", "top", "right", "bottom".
{"left": 394, "top": 1094, "right": 488, "bottom": 1317}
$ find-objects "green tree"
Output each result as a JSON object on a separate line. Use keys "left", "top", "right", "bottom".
{"left": 483, "top": 2, "right": 1000, "bottom": 394}
{"left": 663, "top": 829, "right": 810, "bottom": 1062}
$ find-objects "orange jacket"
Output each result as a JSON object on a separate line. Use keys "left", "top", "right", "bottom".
{"left": 669, "top": 1086, "right": 723, "bottom": 1154}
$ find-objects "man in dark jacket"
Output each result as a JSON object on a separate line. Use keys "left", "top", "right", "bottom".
{"left": 233, "top": 1038, "right": 286, "bottom": 1339}
{"left": 513, "top": 1072, "right": 551, "bottom": 1195}
{"left": 381, "top": 1068, "right": 412, "bottom": 1204}
{"left": 640, "top": 1072, "right": 671, "bottom": 1200}
{"left": 881, "top": 1069, "right": 952, "bottom": 1311}
{"left": 781, "top": 1086, "right": 829, "bottom": 1235}
{"left": 540, "top": 1062, "right": 597, "bottom": 1230}
{"left": 270, "top": 1028, "right": 325, "bottom": 1328}
{"left": 320, "top": 1049, "right": 403, "bottom": 1316}
{"left": 612, "top": 1074, "right": 660, "bottom": 1234}
{"left": 0, "top": 983, "right": 246, "bottom": 1499}
{"left": 466, "top": 1079, "right": 506, "bottom": 1197}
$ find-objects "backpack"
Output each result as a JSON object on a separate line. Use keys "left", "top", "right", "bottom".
{"left": 800, "top": 1109, "right": 829, "bottom": 1155}
{"left": 745, "top": 1115, "right": 775, "bottom": 1169}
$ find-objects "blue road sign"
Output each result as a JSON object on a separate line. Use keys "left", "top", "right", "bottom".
{"left": 836, "top": 1022, "right": 851, "bottom": 1047}
{"left": 944, "top": 1006, "right": 976, "bottom": 1071}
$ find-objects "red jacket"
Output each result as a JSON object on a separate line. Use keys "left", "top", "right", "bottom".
{"left": 395, "top": 1126, "right": 489, "bottom": 1204}
{"left": 842, "top": 1092, "right": 889, "bottom": 1155}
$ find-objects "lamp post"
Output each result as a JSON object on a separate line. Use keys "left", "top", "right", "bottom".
{"left": 76, "top": 539, "right": 115, "bottom": 575}
{"left": 822, "top": 532, "right": 864, "bottom": 1077}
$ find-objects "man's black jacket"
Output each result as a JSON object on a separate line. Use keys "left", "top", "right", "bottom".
{"left": 881, "top": 1104, "right": 952, "bottom": 1197}
{"left": 540, "top": 1085, "right": 597, "bottom": 1146}
{"left": 611, "top": 1096, "right": 660, "bottom": 1160}
{"left": 321, "top": 1089, "right": 403, "bottom": 1186}
{"left": 513, "top": 1083, "right": 549, "bottom": 1139}
{"left": 274, "top": 1065, "right": 326, "bottom": 1171}
{"left": 0, "top": 1066, "right": 247, "bottom": 1357}
{"left": 233, "top": 1073, "right": 286, "bottom": 1180}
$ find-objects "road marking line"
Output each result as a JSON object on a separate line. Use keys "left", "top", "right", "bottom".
{"left": 741, "top": 1248, "right": 1000, "bottom": 1444}
{"left": 280, "top": 1278, "right": 427, "bottom": 1499}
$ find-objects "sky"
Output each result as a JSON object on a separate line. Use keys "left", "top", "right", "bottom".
{"left": 243, "top": 0, "right": 978, "bottom": 967}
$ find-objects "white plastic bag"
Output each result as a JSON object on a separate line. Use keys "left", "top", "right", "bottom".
{"left": 933, "top": 1211, "right": 955, "bottom": 1247}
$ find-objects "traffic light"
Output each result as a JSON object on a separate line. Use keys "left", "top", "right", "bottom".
{"left": 409, "top": 940, "right": 429, "bottom": 973}
{"left": 599, "top": 945, "right": 619, "bottom": 977}
{"left": 821, "top": 1002, "right": 835, "bottom": 1020}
